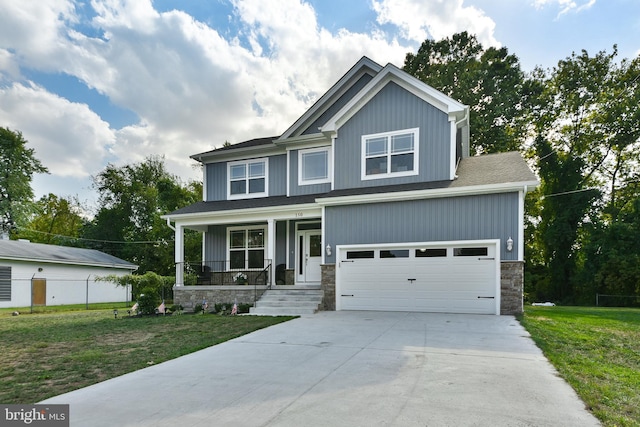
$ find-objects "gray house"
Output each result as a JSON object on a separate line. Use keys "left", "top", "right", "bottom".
{"left": 164, "top": 57, "right": 538, "bottom": 315}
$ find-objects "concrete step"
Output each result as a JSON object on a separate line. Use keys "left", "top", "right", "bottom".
{"left": 249, "top": 306, "right": 318, "bottom": 316}
{"left": 250, "top": 289, "right": 323, "bottom": 316}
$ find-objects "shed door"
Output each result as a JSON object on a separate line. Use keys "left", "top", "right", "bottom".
{"left": 32, "top": 279, "right": 46, "bottom": 306}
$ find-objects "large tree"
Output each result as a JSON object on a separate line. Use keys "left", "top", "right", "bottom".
{"left": 0, "top": 127, "right": 48, "bottom": 237}
{"left": 82, "top": 156, "right": 202, "bottom": 275}
{"left": 14, "top": 194, "right": 85, "bottom": 244}
{"left": 526, "top": 47, "right": 640, "bottom": 303}
{"left": 403, "top": 32, "right": 528, "bottom": 154}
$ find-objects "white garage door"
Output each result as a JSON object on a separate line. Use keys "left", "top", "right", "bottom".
{"left": 337, "top": 241, "right": 499, "bottom": 315}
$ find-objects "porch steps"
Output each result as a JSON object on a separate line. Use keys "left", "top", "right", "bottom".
{"left": 250, "top": 286, "right": 323, "bottom": 316}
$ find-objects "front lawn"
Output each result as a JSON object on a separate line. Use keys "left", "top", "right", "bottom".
{"left": 0, "top": 308, "right": 294, "bottom": 403}
{"left": 521, "top": 306, "right": 640, "bottom": 426}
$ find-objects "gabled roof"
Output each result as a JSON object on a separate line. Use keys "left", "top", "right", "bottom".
{"left": 321, "top": 62, "right": 468, "bottom": 134}
{"left": 315, "top": 151, "right": 537, "bottom": 204}
{"left": 191, "top": 136, "right": 279, "bottom": 163}
{"left": 0, "top": 240, "right": 138, "bottom": 270}
{"left": 278, "top": 57, "right": 383, "bottom": 141}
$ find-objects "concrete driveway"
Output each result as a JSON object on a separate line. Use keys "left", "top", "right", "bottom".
{"left": 42, "top": 311, "right": 599, "bottom": 426}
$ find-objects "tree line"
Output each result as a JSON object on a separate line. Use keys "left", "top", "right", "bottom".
{"left": 1, "top": 32, "right": 638, "bottom": 305}
{"left": 0, "top": 130, "right": 201, "bottom": 276}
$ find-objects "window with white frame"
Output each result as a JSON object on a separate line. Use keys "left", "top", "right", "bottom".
{"left": 362, "top": 128, "right": 419, "bottom": 179}
{"left": 299, "top": 147, "right": 331, "bottom": 185}
{"left": 228, "top": 227, "right": 266, "bottom": 269}
{"left": 228, "top": 158, "right": 268, "bottom": 199}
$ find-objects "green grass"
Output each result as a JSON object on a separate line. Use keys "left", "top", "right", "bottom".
{"left": 0, "top": 301, "right": 133, "bottom": 315}
{"left": 0, "top": 308, "right": 294, "bottom": 404}
{"left": 520, "top": 306, "right": 640, "bottom": 426}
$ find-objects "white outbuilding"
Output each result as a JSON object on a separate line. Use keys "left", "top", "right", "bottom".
{"left": 0, "top": 239, "right": 138, "bottom": 308}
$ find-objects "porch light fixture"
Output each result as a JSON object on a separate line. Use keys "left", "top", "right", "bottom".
{"left": 326, "top": 244, "right": 332, "bottom": 256}
{"left": 506, "top": 237, "right": 513, "bottom": 252}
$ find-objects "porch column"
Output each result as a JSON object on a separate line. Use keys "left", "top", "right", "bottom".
{"left": 267, "top": 218, "right": 275, "bottom": 287}
{"left": 175, "top": 223, "right": 184, "bottom": 286}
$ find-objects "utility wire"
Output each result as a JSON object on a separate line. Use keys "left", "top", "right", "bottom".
{"left": 14, "top": 226, "right": 173, "bottom": 245}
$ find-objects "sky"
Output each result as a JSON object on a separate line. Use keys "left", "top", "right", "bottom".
{"left": 1, "top": 0, "right": 639, "bottom": 211}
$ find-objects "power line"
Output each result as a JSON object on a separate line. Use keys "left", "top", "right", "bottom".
{"left": 14, "top": 226, "right": 173, "bottom": 245}
{"left": 539, "top": 187, "right": 599, "bottom": 199}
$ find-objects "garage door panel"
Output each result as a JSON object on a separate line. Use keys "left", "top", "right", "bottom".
{"left": 339, "top": 242, "right": 498, "bottom": 315}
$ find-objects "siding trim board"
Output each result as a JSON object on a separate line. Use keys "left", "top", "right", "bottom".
{"left": 316, "top": 180, "right": 538, "bottom": 207}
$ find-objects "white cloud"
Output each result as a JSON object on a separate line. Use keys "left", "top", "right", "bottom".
{"left": 0, "top": 82, "right": 114, "bottom": 178}
{"left": 1, "top": 0, "right": 498, "bottom": 198}
{"left": 532, "top": 0, "right": 596, "bottom": 17}
{"left": 371, "top": 0, "right": 499, "bottom": 47}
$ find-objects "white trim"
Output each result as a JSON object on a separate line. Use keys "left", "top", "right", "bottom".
{"left": 335, "top": 239, "right": 500, "bottom": 315}
{"left": 285, "top": 220, "right": 291, "bottom": 269}
{"left": 330, "top": 136, "right": 336, "bottom": 191}
{"left": 361, "top": 128, "right": 419, "bottom": 181}
{"left": 298, "top": 146, "right": 332, "bottom": 186}
{"left": 322, "top": 64, "right": 466, "bottom": 134}
{"left": 316, "top": 180, "right": 540, "bottom": 207}
{"left": 321, "top": 205, "right": 327, "bottom": 264}
{"left": 518, "top": 189, "right": 525, "bottom": 262}
{"left": 286, "top": 150, "right": 290, "bottom": 197}
{"left": 449, "top": 119, "right": 456, "bottom": 180}
{"left": 227, "top": 157, "right": 269, "bottom": 200}
{"left": 202, "top": 164, "right": 208, "bottom": 201}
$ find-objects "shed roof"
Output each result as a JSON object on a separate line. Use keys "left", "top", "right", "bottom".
{"left": 0, "top": 240, "right": 138, "bottom": 270}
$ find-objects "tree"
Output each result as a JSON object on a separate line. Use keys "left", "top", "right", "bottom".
{"left": 403, "top": 32, "right": 528, "bottom": 154}
{"left": 0, "top": 127, "right": 48, "bottom": 237}
{"left": 83, "top": 156, "right": 202, "bottom": 275}
{"left": 525, "top": 47, "right": 640, "bottom": 303}
{"left": 14, "top": 194, "right": 85, "bottom": 244}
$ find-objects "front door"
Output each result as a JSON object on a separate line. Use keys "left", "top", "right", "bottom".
{"left": 297, "top": 230, "right": 322, "bottom": 284}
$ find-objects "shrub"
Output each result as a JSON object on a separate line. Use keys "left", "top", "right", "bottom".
{"left": 137, "top": 293, "right": 160, "bottom": 315}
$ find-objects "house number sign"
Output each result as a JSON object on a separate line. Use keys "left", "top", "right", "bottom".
{"left": 295, "top": 212, "right": 304, "bottom": 217}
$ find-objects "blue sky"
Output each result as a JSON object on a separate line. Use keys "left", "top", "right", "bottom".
{"left": 0, "top": 0, "right": 638, "bottom": 209}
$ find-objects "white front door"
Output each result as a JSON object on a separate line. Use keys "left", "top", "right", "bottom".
{"left": 297, "top": 230, "right": 322, "bottom": 284}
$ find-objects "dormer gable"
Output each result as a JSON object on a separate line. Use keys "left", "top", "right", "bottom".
{"left": 277, "top": 56, "right": 382, "bottom": 142}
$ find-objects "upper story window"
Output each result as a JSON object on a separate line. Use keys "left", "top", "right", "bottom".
{"left": 298, "top": 147, "right": 331, "bottom": 185}
{"left": 228, "top": 158, "right": 268, "bottom": 199}
{"left": 361, "top": 128, "right": 419, "bottom": 180}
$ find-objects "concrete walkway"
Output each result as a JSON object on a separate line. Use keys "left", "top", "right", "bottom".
{"left": 42, "top": 311, "right": 600, "bottom": 426}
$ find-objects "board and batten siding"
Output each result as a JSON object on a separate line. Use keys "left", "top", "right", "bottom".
{"left": 205, "top": 154, "right": 287, "bottom": 201}
{"left": 205, "top": 162, "right": 226, "bottom": 201}
{"left": 334, "top": 81, "right": 451, "bottom": 190}
{"left": 324, "top": 192, "right": 520, "bottom": 263}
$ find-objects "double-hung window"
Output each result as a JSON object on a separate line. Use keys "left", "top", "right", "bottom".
{"left": 228, "top": 227, "right": 266, "bottom": 269}
{"left": 228, "top": 158, "right": 268, "bottom": 199}
{"left": 362, "top": 128, "right": 419, "bottom": 179}
{"left": 298, "top": 147, "right": 331, "bottom": 185}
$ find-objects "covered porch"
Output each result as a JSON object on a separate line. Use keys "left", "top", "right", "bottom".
{"left": 165, "top": 197, "right": 326, "bottom": 290}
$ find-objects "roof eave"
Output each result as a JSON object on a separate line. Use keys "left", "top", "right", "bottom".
{"left": 316, "top": 180, "right": 540, "bottom": 207}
